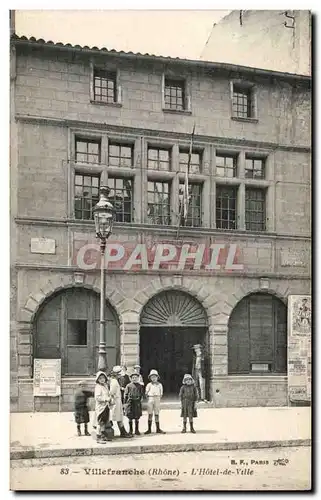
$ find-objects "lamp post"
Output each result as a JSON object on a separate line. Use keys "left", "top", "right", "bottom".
{"left": 93, "top": 180, "right": 114, "bottom": 373}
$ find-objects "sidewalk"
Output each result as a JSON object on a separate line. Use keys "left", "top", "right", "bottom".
{"left": 10, "top": 407, "right": 311, "bottom": 460}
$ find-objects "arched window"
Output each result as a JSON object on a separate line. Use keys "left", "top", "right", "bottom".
{"left": 34, "top": 288, "right": 119, "bottom": 376}
{"left": 228, "top": 293, "right": 287, "bottom": 375}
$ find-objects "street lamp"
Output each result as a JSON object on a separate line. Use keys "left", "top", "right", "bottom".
{"left": 93, "top": 179, "right": 114, "bottom": 373}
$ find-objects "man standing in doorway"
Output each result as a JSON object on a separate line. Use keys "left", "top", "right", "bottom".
{"left": 192, "top": 344, "right": 206, "bottom": 401}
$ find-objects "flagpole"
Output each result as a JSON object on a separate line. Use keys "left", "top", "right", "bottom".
{"left": 176, "top": 123, "right": 196, "bottom": 240}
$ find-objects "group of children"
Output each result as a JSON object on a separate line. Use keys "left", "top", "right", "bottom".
{"left": 74, "top": 365, "right": 199, "bottom": 444}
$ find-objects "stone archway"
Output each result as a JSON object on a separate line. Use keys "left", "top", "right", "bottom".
{"left": 18, "top": 273, "right": 125, "bottom": 379}
{"left": 34, "top": 287, "right": 120, "bottom": 376}
{"left": 139, "top": 289, "right": 209, "bottom": 397}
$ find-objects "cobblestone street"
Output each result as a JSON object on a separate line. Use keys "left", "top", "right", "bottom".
{"left": 11, "top": 446, "right": 311, "bottom": 491}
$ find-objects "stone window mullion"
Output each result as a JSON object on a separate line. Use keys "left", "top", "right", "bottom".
{"left": 237, "top": 151, "right": 246, "bottom": 230}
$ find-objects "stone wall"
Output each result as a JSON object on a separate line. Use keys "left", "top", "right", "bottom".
{"left": 14, "top": 46, "right": 310, "bottom": 148}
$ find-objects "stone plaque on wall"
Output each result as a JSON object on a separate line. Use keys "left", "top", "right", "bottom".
{"left": 287, "top": 295, "right": 311, "bottom": 404}
{"left": 280, "top": 249, "right": 305, "bottom": 267}
{"left": 30, "top": 237, "right": 56, "bottom": 254}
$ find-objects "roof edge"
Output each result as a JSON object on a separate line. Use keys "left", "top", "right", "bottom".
{"left": 11, "top": 34, "right": 311, "bottom": 82}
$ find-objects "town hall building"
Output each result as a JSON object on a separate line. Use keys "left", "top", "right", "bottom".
{"left": 10, "top": 24, "right": 311, "bottom": 411}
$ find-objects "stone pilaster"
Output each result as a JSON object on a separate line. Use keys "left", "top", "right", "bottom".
{"left": 134, "top": 137, "right": 143, "bottom": 223}
{"left": 120, "top": 321, "right": 140, "bottom": 368}
{"left": 212, "top": 324, "right": 228, "bottom": 377}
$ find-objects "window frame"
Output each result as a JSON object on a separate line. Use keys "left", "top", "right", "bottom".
{"left": 215, "top": 153, "right": 238, "bottom": 178}
{"left": 230, "top": 80, "right": 258, "bottom": 122}
{"left": 147, "top": 145, "right": 172, "bottom": 172}
{"left": 75, "top": 137, "right": 101, "bottom": 165}
{"left": 216, "top": 184, "right": 238, "bottom": 230}
{"left": 74, "top": 172, "right": 100, "bottom": 221}
{"left": 67, "top": 319, "right": 88, "bottom": 347}
{"left": 108, "top": 142, "right": 134, "bottom": 169}
{"left": 90, "top": 63, "right": 122, "bottom": 107}
{"left": 162, "top": 73, "right": 192, "bottom": 114}
{"left": 178, "top": 181, "right": 203, "bottom": 227}
{"left": 107, "top": 176, "right": 134, "bottom": 223}
{"left": 147, "top": 179, "right": 171, "bottom": 226}
{"left": 245, "top": 187, "right": 266, "bottom": 232}
{"left": 179, "top": 148, "right": 202, "bottom": 175}
{"left": 245, "top": 156, "right": 266, "bottom": 180}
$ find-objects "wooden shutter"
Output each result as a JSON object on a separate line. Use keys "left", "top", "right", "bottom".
{"left": 228, "top": 293, "right": 287, "bottom": 375}
{"left": 228, "top": 298, "right": 250, "bottom": 374}
{"left": 64, "top": 289, "right": 91, "bottom": 376}
{"left": 35, "top": 294, "right": 62, "bottom": 359}
{"left": 249, "top": 294, "right": 273, "bottom": 364}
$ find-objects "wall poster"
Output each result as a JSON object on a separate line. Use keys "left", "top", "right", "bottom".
{"left": 287, "top": 295, "right": 311, "bottom": 403}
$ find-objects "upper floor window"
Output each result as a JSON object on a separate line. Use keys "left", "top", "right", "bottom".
{"left": 147, "top": 181, "right": 171, "bottom": 225}
{"left": 216, "top": 154, "right": 237, "bottom": 178}
{"left": 75, "top": 138, "right": 101, "bottom": 164}
{"left": 179, "top": 149, "right": 201, "bottom": 174}
{"left": 74, "top": 173, "right": 100, "bottom": 220}
{"left": 107, "top": 177, "right": 133, "bottom": 223}
{"left": 245, "top": 188, "right": 266, "bottom": 232}
{"left": 148, "top": 147, "right": 171, "bottom": 171}
{"left": 109, "top": 143, "right": 133, "bottom": 168}
{"left": 93, "top": 68, "right": 117, "bottom": 104}
{"left": 179, "top": 182, "right": 202, "bottom": 227}
{"left": 216, "top": 185, "right": 237, "bottom": 230}
{"left": 232, "top": 83, "right": 255, "bottom": 119}
{"left": 164, "top": 77, "right": 186, "bottom": 111}
{"left": 245, "top": 157, "right": 265, "bottom": 179}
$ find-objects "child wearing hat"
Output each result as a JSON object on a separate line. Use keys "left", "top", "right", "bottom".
{"left": 179, "top": 374, "right": 198, "bottom": 433}
{"left": 118, "top": 366, "right": 130, "bottom": 405}
{"left": 144, "top": 369, "right": 165, "bottom": 434}
{"left": 94, "top": 371, "right": 114, "bottom": 443}
{"left": 74, "top": 381, "right": 94, "bottom": 436}
{"left": 133, "top": 364, "right": 144, "bottom": 386}
{"left": 124, "top": 371, "right": 144, "bottom": 435}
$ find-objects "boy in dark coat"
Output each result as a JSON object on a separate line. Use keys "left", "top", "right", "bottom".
{"left": 179, "top": 374, "right": 198, "bottom": 434}
{"left": 74, "top": 381, "right": 94, "bottom": 436}
{"left": 124, "top": 372, "right": 144, "bottom": 435}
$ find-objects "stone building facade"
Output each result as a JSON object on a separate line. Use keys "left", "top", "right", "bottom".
{"left": 10, "top": 35, "right": 311, "bottom": 412}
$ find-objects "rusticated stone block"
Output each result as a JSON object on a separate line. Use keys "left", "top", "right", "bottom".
{"left": 18, "top": 344, "right": 31, "bottom": 355}
{"left": 24, "top": 297, "right": 38, "bottom": 313}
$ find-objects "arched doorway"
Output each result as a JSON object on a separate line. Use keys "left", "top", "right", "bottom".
{"left": 140, "top": 290, "right": 208, "bottom": 396}
{"left": 34, "top": 287, "right": 120, "bottom": 376}
{"left": 228, "top": 293, "right": 287, "bottom": 375}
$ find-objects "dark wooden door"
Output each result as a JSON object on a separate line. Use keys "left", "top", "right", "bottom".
{"left": 228, "top": 293, "right": 287, "bottom": 374}
{"left": 35, "top": 294, "right": 62, "bottom": 359}
{"left": 64, "top": 288, "right": 93, "bottom": 376}
{"left": 35, "top": 288, "right": 119, "bottom": 376}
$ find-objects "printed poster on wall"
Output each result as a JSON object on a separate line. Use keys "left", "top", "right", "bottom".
{"left": 287, "top": 295, "right": 311, "bottom": 403}
{"left": 33, "top": 359, "right": 61, "bottom": 397}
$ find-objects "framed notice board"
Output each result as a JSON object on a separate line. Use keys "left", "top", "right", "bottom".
{"left": 33, "top": 359, "right": 61, "bottom": 397}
